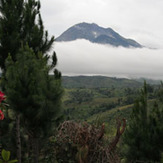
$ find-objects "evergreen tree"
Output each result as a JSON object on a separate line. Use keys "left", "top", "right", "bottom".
{"left": 0, "top": 0, "right": 24, "bottom": 70}
{"left": 23, "top": 0, "right": 54, "bottom": 56}
{"left": 0, "top": 0, "right": 54, "bottom": 71}
{"left": 4, "top": 45, "right": 63, "bottom": 163}
{"left": 123, "top": 82, "right": 163, "bottom": 162}
{"left": 155, "top": 82, "right": 163, "bottom": 152}
{"left": 0, "top": 0, "right": 62, "bottom": 162}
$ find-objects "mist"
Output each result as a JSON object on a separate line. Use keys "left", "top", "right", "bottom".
{"left": 54, "top": 40, "right": 163, "bottom": 80}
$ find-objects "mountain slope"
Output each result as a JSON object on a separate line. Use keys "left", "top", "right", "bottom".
{"left": 56, "top": 22, "right": 142, "bottom": 48}
{"left": 62, "top": 76, "right": 143, "bottom": 88}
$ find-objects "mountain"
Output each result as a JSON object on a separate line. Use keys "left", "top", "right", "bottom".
{"left": 56, "top": 22, "right": 142, "bottom": 48}
{"left": 62, "top": 76, "right": 143, "bottom": 88}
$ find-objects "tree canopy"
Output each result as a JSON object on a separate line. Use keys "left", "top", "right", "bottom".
{"left": 0, "top": 0, "right": 54, "bottom": 71}
{"left": 123, "top": 82, "right": 163, "bottom": 162}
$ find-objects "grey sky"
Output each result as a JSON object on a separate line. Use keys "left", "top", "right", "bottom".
{"left": 41, "top": 0, "right": 163, "bottom": 48}
{"left": 40, "top": 0, "right": 163, "bottom": 79}
{"left": 55, "top": 40, "right": 163, "bottom": 79}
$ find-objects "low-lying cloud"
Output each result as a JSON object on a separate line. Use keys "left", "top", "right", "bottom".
{"left": 41, "top": 0, "right": 163, "bottom": 49}
{"left": 54, "top": 40, "right": 163, "bottom": 79}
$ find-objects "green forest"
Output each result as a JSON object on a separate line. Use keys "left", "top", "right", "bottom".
{"left": 0, "top": 0, "right": 163, "bottom": 163}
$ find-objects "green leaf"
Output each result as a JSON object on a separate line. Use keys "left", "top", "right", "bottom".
{"left": 2, "top": 149, "right": 10, "bottom": 161}
{"left": 0, "top": 159, "right": 3, "bottom": 163}
{"left": 8, "top": 160, "right": 18, "bottom": 163}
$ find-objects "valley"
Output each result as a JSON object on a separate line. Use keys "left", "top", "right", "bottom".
{"left": 62, "top": 76, "right": 158, "bottom": 136}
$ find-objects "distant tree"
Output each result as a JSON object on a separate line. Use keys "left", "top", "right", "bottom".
{"left": 157, "top": 82, "right": 163, "bottom": 102}
{"left": 123, "top": 82, "right": 163, "bottom": 162}
{"left": 70, "top": 89, "right": 93, "bottom": 104}
{"left": 4, "top": 45, "right": 63, "bottom": 163}
{"left": 155, "top": 82, "right": 163, "bottom": 152}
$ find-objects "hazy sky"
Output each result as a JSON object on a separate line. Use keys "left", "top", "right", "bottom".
{"left": 41, "top": 0, "right": 163, "bottom": 79}
{"left": 41, "top": 0, "right": 163, "bottom": 48}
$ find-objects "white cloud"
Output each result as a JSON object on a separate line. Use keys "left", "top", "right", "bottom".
{"left": 41, "top": 0, "right": 163, "bottom": 48}
{"left": 40, "top": 0, "right": 163, "bottom": 79}
{"left": 54, "top": 40, "right": 163, "bottom": 79}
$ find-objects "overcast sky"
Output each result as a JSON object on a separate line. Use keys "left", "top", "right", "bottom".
{"left": 41, "top": 0, "right": 163, "bottom": 79}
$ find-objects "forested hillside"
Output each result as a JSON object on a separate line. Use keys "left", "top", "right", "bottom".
{"left": 62, "top": 76, "right": 163, "bottom": 162}
{"left": 62, "top": 76, "right": 157, "bottom": 125}
{"left": 62, "top": 76, "right": 143, "bottom": 88}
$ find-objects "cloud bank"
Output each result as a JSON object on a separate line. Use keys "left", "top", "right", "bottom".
{"left": 54, "top": 40, "right": 163, "bottom": 79}
{"left": 41, "top": 0, "right": 163, "bottom": 49}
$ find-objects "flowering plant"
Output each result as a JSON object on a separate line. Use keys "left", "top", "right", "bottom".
{"left": 0, "top": 91, "right": 5, "bottom": 103}
{"left": 0, "top": 91, "right": 5, "bottom": 120}
{"left": 0, "top": 110, "right": 4, "bottom": 120}
{"left": 0, "top": 92, "right": 17, "bottom": 162}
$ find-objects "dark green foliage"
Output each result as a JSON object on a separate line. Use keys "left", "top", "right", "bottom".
{"left": 123, "top": 82, "right": 163, "bottom": 162}
{"left": 22, "top": 0, "right": 54, "bottom": 56}
{"left": 0, "top": 0, "right": 54, "bottom": 71}
{"left": 0, "top": 0, "right": 24, "bottom": 70}
{"left": 157, "top": 82, "right": 163, "bottom": 102}
{"left": 5, "top": 45, "right": 62, "bottom": 134}
{"left": 69, "top": 89, "right": 93, "bottom": 104}
{"left": 0, "top": 0, "right": 62, "bottom": 161}
{"left": 4, "top": 45, "right": 63, "bottom": 162}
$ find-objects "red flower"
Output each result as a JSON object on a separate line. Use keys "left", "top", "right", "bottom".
{"left": 0, "top": 110, "right": 4, "bottom": 120}
{"left": 0, "top": 91, "right": 5, "bottom": 103}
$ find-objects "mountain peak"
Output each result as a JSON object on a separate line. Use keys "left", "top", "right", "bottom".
{"left": 75, "top": 22, "right": 98, "bottom": 27}
{"left": 56, "top": 22, "right": 142, "bottom": 48}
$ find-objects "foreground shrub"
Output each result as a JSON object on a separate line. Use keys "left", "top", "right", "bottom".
{"left": 50, "top": 119, "right": 126, "bottom": 163}
{"left": 0, "top": 149, "right": 17, "bottom": 163}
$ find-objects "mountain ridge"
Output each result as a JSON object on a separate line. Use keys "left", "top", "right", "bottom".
{"left": 56, "top": 22, "right": 142, "bottom": 48}
{"left": 62, "top": 75, "right": 143, "bottom": 88}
